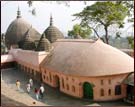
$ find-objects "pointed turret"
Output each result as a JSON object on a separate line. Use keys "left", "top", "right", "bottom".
{"left": 50, "top": 14, "right": 53, "bottom": 26}
{"left": 17, "top": 6, "right": 21, "bottom": 18}
{"left": 23, "top": 30, "right": 35, "bottom": 50}
{"left": 44, "top": 14, "right": 64, "bottom": 43}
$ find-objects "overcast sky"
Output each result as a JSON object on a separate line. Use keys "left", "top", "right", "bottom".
{"left": 1, "top": 1, "right": 134, "bottom": 37}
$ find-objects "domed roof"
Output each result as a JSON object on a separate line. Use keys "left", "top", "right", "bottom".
{"left": 44, "top": 15, "right": 64, "bottom": 43}
{"left": 36, "top": 33, "right": 51, "bottom": 52}
{"left": 5, "top": 8, "right": 41, "bottom": 46}
{"left": 40, "top": 39, "right": 134, "bottom": 77}
{"left": 23, "top": 32, "right": 36, "bottom": 50}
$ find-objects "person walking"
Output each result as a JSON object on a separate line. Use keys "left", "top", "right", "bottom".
{"left": 16, "top": 80, "right": 21, "bottom": 91}
{"left": 29, "top": 78, "right": 33, "bottom": 88}
{"left": 40, "top": 84, "right": 45, "bottom": 99}
{"left": 34, "top": 88, "right": 40, "bottom": 100}
{"left": 26, "top": 82, "right": 31, "bottom": 94}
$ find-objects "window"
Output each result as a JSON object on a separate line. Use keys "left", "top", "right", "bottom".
{"left": 108, "top": 80, "right": 111, "bottom": 84}
{"left": 67, "top": 84, "right": 69, "bottom": 90}
{"left": 101, "top": 80, "right": 104, "bottom": 85}
{"left": 62, "top": 78, "right": 64, "bottom": 88}
{"left": 31, "top": 69, "right": 33, "bottom": 74}
{"left": 115, "top": 85, "right": 121, "bottom": 95}
{"left": 44, "top": 70, "right": 46, "bottom": 74}
{"left": 29, "top": 68, "right": 31, "bottom": 72}
{"left": 79, "top": 83, "right": 82, "bottom": 86}
{"left": 20, "top": 65, "right": 22, "bottom": 70}
{"left": 29, "top": 68, "right": 31, "bottom": 73}
{"left": 72, "top": 86, "right": 75, "bottom": 92}
{"left": 34, "top": 71, "right": 36, "bottom": 76}
{"left": 26, "top": 68, "right": 29, "bottom": 72}
{"left": 108, "top": 89, "right": 111, "bottom": 95}
{"left": 49, "top": 73, "right": 52, "bottom": 82}
{"left": 47, "top": 76, "right": 49, "bottom": 81}
{"left": 101, "top": 89, "right": 104, "bottom": 96}
{"left": 27, "top": 67, "right": 29, "bottom": 72}
{"left": 72, "top": 78, "right": 74, "bottom": 82}
{"left": 44, "top": 75, "right": 45, "bottom": 80}
{"left": 24, "top": 66, "right": 26, "bottom": 71}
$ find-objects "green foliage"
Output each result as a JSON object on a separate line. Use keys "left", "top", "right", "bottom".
{"left": 127, "top": 36, "right": 134, "bottom": 49}
{"left": 115, "top": 1, "right": 134, "bottom": 16}
{"left": 68, "top": 24, "right": 92, "bottom": 39}
{"left": 115, "top": 1, "right": 134, "bottom": 24}
{"left": 1, "top": 40, "right": 7, "bottom": 54}
{"left": 73, "top": 1, "right": 128, "bottom": 44}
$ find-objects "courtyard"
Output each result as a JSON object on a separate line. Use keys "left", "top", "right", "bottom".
{"left": 1, "top": 68, "right": 133, "bottom": 106}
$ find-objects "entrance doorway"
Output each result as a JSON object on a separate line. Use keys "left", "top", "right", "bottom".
{"left": 126, "top": 85, "right": 134, "bottom": 101}
{"left": 83, "top": 82, "right": 93, "bottom": 99}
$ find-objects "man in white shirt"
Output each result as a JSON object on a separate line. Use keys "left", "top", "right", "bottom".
{"left": 26, "top": 83, "right": 31, "bottom": 94}
{"left": 40, "top": 84, "right": 45, "bottom": 99}
{"left": 29, "top": 78, "right": 33, "bottom": 88}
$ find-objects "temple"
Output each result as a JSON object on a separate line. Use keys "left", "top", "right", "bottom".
{"left": 1, "top": 8, "right": 134, "bottom": 102}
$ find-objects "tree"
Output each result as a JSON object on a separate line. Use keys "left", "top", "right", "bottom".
{"left": 73, "top": 1, "right": 128, "bottom": 44}
{"left": 1, "top": 33, "right": 8, "bottom": 54}
{"left": 127, "top": 36, "right": 134, "bottom": 49}
{"left": 115, "top": 1, "right": 134, "bottom": 24}
{"left": 115, "top": 1, "right": 134, "bottom": 16}
{"left": 68, "top": 24, "right": 92, "bottom": 39}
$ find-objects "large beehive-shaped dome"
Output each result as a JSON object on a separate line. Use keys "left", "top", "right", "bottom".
{"left": 40, "top": 39, "right": 134, "bottom": 77}
{"left": 5, "top": 8, "right": 41, "bottom": 48}
{"left": 44, "top": 15, "right": 64, "bottom": 43}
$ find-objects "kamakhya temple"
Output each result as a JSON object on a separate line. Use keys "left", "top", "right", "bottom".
{"left": 1, "top": 8, "right": 134, "bottom": 102}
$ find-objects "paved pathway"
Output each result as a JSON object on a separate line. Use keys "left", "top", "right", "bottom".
{"left": 1, "top": 68, "right": 133, "bottom": 106}
{"left": 1, "top": 68, "right": 95, "bottom": 106}
{"left": 1, "top": 94, "right": 27, "bottom": 106}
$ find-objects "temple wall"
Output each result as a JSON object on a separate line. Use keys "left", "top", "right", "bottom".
{"left": 41, "top": 67, "right": 129, "bottom": 101}
{"left": 8, "top": 49, "right": 48, "bottom": 81}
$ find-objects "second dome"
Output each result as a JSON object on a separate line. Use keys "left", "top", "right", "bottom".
{"left": 44, "top": 15, "right": 64, "bottom": 43}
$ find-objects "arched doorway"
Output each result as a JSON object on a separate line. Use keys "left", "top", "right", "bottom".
{"left": 83, "top": 82, "right": 93, "bottom": 99}
{"left": 54, "top": 75, "right": 60, "bottom": 88}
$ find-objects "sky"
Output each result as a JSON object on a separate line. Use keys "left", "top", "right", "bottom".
{"left": 1, "top": 1, "right": 134, "bottom": 37}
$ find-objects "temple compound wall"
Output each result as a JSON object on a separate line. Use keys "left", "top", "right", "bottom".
{"left": 9, "top": 49, "right": 48, "bottom": 81}
{"left": 40, "top": 67, "right": 128, "bottom": 101}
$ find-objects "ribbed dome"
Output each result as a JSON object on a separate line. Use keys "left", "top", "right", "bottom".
{"left": 5, "top": 8, "right": 41, "bottom": 48}
{"left": 44, "top": 15, "right": 64, "bottom": 43}
{"left": 23, "top": 33, "right": 36, "bottom": 50}
{"left": 36, "top": 33, "right": 51, "bottom": 52}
